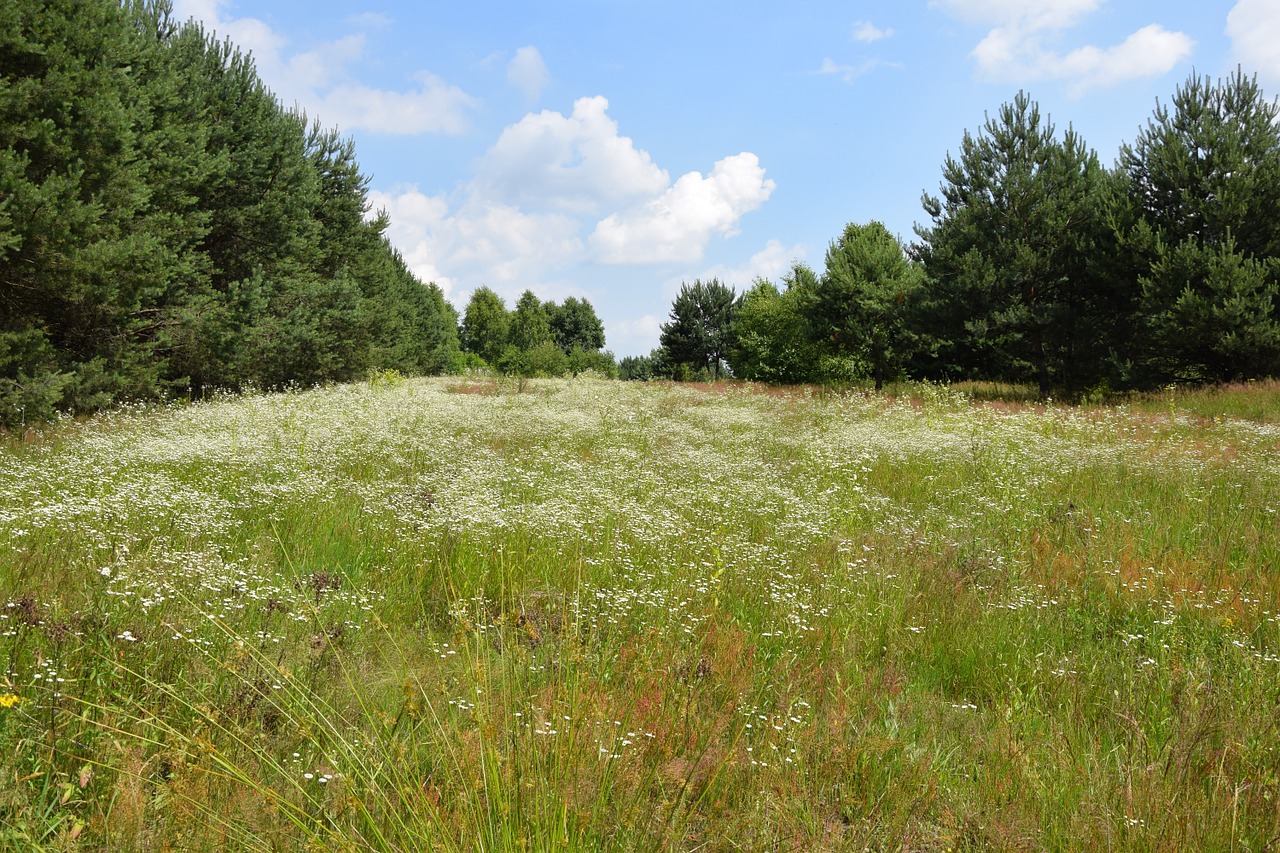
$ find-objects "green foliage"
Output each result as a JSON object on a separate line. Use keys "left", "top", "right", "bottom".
{"left": 728, "top": 270, "right": 826, "bottom": 384}
{"left": 1121, "top": 69, "right": 1280, "bottom": 262}
{"left": 549, "top": 297, "right": 606, "bottom": 353}
{"left": 508, "top": 290, "right": 553, "bottom": 352}
{"left": 566, "top": 347, "right": 618, "bottom": 378}
{"left": 0, "top": 330, "right": 70, "bottom": 426}
{"left": 1139, "top": 238, "right": 1280, "bottom": 381}
{"left": 917, "top": 92, "right": 1109, "bottom": 397}
{"left": 464, "top": 290, "right": 613, "bottom": 378}
{"left": 496, "top": 340, "right": 568, "bottom": 377}
{"left": 0, "top": 0, "right": 459, "bottom": 426}
{"left": 460, "top": 287, "right": 511, "bottom": 366}
{"left": 658, "top": 279, "right": 739, "bottom": 380}
{"left": 619, "top": 352, "right": 659, "bottom": 381}
{"left": 816, "top": 223, "right": 922, "bottom": 390}
{"left": 1119, "top": 69, "right": 1280, "bottom": 384}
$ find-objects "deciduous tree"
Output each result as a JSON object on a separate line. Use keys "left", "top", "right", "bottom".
{"left": 460, "top": 287, "right": 510, "bottom": 366}
{"left": 548, "top": 297, "right": 606, "bottom": 353}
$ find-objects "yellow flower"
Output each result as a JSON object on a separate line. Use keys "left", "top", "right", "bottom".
{"left": 0, "top": 694, "right": 21, "bottom": 709}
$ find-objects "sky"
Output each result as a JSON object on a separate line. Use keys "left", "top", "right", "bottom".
{"left": 170, "top": 0, "right": 1280, "bottom": 358}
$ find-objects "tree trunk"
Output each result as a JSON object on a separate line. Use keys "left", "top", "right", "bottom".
{"left": 1034, "top": 329, "right": 1051, "bottom": 399}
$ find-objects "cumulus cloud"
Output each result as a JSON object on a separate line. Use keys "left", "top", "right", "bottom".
{"left": 1227, "top": 0, "right": 1280, "bottom": 90}
{"left": 477, "top": 96, "right": 669, "bottom": 213}
{"left": 853, "top": 21, "right": 894, "bottom": 42}
{"left": 171, "top": 0, "right": 477, "bottom": 134}
{"left": 507, "top": 46, "right": 551, "bottom": 102}
{"left": 370, "top": 98, "right": 775, "bottom": 304}
{"left": 590, "top": 153, "right": 777, "bottom": 265}
{"left": 700, "top": 240, "right": 805, "bottom": 288}
{"left": 369, "top": 187, "right": 583, "bottom": 297}
{"left": 608, "top": 315, "right": 664, "bottom": 355}
{"left": 1053, "top": 25, "right": 1196, "bottom": 96}
{"left": 935, "top": 0, "right": 1193, "bottom": 94}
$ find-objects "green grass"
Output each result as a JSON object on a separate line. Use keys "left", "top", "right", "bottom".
{"left": 1126, "top": 379, "right": 1280, "bottom": 424}
{"left": 2, "top": 378, "right": 1279, "bottom": 850}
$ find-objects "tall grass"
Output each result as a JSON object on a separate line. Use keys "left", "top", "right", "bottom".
{"left": 2, "top": 378, "right": 1279, "bottom": 849}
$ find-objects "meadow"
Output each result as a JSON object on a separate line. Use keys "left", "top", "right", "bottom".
{"left": 2, "top": 376, "right": 1279, "bottom": 850}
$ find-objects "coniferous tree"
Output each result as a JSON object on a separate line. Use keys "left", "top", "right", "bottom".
{"left": 815, "top": 222, "right": 922, "bottom": 391}
{"left": 1, "top": 0, "right": 463, "bottom": 424}
{"left": 658, "top": 279, "right": 738, "bottom": 380}
{"left": 1119, "top": 69, "right": 1280, "bottom": 382}
{"left": 916, "top": 92, "right": 1108, "bottom": 396}
{"left": 1, "top": 0, "right": 182, "bottom": 419}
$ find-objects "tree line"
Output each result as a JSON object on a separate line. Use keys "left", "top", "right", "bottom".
{"left": 457, "top": 287, "right": 616, "bottom": 377}
{"left": 1, "top": 0, "right": 462, "bottom": 427}
{"left": 638, "top": 72, "right": 1280, "bottom": 397}
{"left": 6, "top": 2, "right": 1278, "bottom": 426}
{"left": 1, "top": 0, "right": 625, "bottom": 428}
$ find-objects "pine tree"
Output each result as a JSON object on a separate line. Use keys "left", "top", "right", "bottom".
{"left": 1119, "top": 69, "right": 1280, "bottom": 382}
{"left": 916, "top": 92, "right": 1108, "bottom": 396}
{"left": 658, "top": 279, "right": 738, "bottom": 380}
{"left": 816, "top": 222, "right": 921, "bottom": 391}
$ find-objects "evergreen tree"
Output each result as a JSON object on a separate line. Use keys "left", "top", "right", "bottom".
{"left": 916, "top": 92, "right": 1108, "bottom": 396}
{"left": 1119, "top": 69, "right": 1280, "bottom": 382}
{"left": 658, "top": 279, "right": 738, "bottom": 380}
{"left": 1, "top": 0, "right": 461, "bottom": 424}
{"left": 815, "top": 222, "right": 921, "bottom": 391}
{"left": 1, "top": 0, "right": 184, "bottom": 419}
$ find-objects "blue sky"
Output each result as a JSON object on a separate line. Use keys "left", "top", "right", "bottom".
{"left": 172, "top": 1, "right": 1279, "bottom": 357}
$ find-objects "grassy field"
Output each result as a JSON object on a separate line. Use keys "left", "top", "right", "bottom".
{"left": 2, "top": 376, "right": 1279, "bottom": 850}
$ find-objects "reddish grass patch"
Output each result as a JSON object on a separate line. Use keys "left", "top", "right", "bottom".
{"left": 445, "top": 380, "right": 499, "bottom": 396}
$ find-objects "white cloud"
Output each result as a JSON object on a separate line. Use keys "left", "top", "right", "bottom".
{"left": 590, "top": 153, "right": 777, "bottom": 264}
{"left": 608, "top": 314, "right": 664, "bottom": 355}
{"left": 310, "top": 74, "right": 478, "bottom": 135}
{"left": 478, "top": 96, "right": 669, "bottom": 213}
{"left": 1227, "top": 0, "right": 1280, "bottom": 90}
{"left": 369, "top": 187, "right": 583, "bottom": 297}
{"left": 699, "top": 240, "right": 805, "bottom": 289}
{"left": 366, "top": 188, "right": 454, "bottom": 294}
{"left": 1055, "top": 25, "right": 1196, "bottom": 96}
{"left": 935, "top": 0, "right": 1193, "bottom": 94}
{"left": 507, "top": 46, "right": 551, "bottom": 102}
{"left": 853, "top": 21, "right": 894, "bottom": 43}
{"left": 171, "top": 0, "right": 477, "bottom": 134}
{"left": 371, "top": 103, "right": 776, "bottom": 303}
{"left": 816, "top": 57, "right": 893, "bottom": 84}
